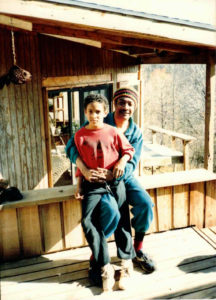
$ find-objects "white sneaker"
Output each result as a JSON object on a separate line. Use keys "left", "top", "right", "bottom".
{"left": 101, "top": 263, "right": 115, "bottom": 292}
{"left": 118, "top": 259, "right": 133, "bottom": 290}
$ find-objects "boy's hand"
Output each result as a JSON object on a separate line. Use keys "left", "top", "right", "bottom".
{"left": 97, "top": 168, "right": 113, "bottom": 182}
{"left": 82, "top": 168, "right": 103, "bottom": 182}
{"left": 75, "top": 187, "right": 84, "bottom": 200}
{"left": 82, "top": 168, "right": 112, "bottom": 183}
{"left": 75, "top": 192, "right": 84, "bottom": 200}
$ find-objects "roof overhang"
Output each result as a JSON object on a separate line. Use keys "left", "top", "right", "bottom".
{"left": 0, "top": 0, "right": 215, "bottom": 63}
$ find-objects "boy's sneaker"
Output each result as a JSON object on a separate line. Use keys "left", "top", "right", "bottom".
{"left": 89, "top": 259, "right": 102, "bottom": 287}
{"left": 118, "top": 259, "right": 133, "bottom": 290}
{"left": 133, "top": 250, "right": 156, "bottom": 274}
{"left": 101, "top": 263, "right": 115, "bottom": 292}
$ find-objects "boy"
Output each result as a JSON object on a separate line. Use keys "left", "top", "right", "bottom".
{"left": 74, "top": 94, "right": 135, "bottom": 291}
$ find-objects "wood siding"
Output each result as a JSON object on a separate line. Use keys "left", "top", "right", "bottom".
{"left": 0, "top": 28, "right": 138, "bottom": 190}
{"left": 0, "top": 29, "right": 46, "bottom": 190}
{"left": 39, "top": 34, "right": 137, "bottom": 78}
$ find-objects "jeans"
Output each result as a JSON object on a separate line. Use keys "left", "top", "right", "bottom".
{"left": 81, "top": 180, "right": 135, "bottom": 267}
{"left": 100, "top": 175, "right": 154, "bottom": 237}
{"left": 100, "top": 193, "right": 120, "bottom": 238}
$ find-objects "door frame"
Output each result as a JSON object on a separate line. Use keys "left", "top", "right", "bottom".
{"left": 42, "top": 75, "right": 113, "bottom": 187}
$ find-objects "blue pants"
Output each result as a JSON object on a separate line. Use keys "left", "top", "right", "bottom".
{"left": 100, "top": 176, "right": 154, "bottom": 237}
{"left": 82, "top": 180, "right": 135, "bottom": 266}
{"left": 100, "top": 193, "right": 120, "bottom": 238}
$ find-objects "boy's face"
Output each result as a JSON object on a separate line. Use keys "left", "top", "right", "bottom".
{"left": 84, "top": 101, "right": 108, "bottom": 129}
{"left": 114, "top": 97, "right": 135, "bottom": 121}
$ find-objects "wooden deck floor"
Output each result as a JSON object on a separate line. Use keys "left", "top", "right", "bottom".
{"left": 1, "top": 227, "right": 216, "bottom": 300}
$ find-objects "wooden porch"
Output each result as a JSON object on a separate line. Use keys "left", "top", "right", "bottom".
{"left": 1, "top": 226, "right": 216, "bottom": 300}
{"left": 0, "top": 2, "right": 216, "bottom": 299}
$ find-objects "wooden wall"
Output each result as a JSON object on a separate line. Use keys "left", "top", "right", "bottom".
{"left": 0, "top": 28, "right": 138, "bottom": 190}
{"left": 39, "top": 34, "right": 138, "bottom": 77}
{"left": 0, "top": 29, "right": 46, "bottom": 190}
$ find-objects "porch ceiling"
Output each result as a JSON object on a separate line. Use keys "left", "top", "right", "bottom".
{"left": 0, "top": 0, "right": 215, "bottom": 64}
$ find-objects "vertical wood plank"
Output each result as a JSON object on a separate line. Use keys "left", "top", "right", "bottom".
{"left": 189, "top": 182, "right": 205, "bottom": 228}
{"left": 204, "top": 58, "right": 215, "bottom": 171}
{"left": 147, "top": 189, "right": 158, "bottom": 233}
{"left": 0, "top": 209, "right": 20, "bottom": 261}
{"left": 17, "top": 206, "right": 42, "bottom": 257}
{"left": 138, "top": 67, "right": 144, "bottom": 176}
{"left": 156, "top": 186, "right": 172, "bottom": 231}
{"left": 24, "top": 33, "right": 38, "bottom": 189}
{"left": 63, "top": 199, "right": 85, "bottom": 248}
{"left": 42, "top": 88, "right": 53, "bottom": 187}
{"left": 173, "top": 184, "right": 189, "bottom": 228}
{"left": 0, "top": 30, "right": 10, "bottom": 184}
{"left": 5, "top": 31, "right": 23, "bottom": 188}
{"left": 205, "top": 180, "right": 216, "bottom": 227}
{"left": 16, "top": 32, "right": 29, "bottom": 190}
{"left": 183, "top": 141, "right": 190, "bottom": 170}
{"left": 3, "top": 30, "right": 16, "bottom": 186}
{"left": 20, "top": 32, "right": 33, "bottom": 189}
{"left": 34, "top": 35, "right": 48, "bottom": 189}
{"left": 39, "top": 203, "right": 63, "bottom": 253}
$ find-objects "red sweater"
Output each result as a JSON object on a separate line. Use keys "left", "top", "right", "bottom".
{"left": 74, "top": 124, "right": 134, "bottom": 177}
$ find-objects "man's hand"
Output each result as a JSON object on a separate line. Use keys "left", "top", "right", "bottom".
{"left": 76, "top": 157, "right": 103, "bottom": 182}
{"left": 76, "top": 157, "right": 115, "bottom": 182}
{"left": 113, "top": 160, "right": 126, "bottom": 178}
{"left": 97, "top": 168, "right": 114, "bottom": 182}
{"left": 83, "top": 168, "right": 114, "bottom": 183}
{"left": 113, "top": 154, "right": 130, "bottom": 178}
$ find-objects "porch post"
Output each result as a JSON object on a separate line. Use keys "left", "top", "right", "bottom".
{"left": 204, "top": 55, "right": 216, "bottom": 171}
{"left": 139, "top": 65, "right": 144, "bottom": 176}
{"left": 42, "top": 88, "right": 53, "bottom": 187}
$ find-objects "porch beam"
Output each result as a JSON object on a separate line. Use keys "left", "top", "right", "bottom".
{"left": 33, "top": 24, "right": 198, "bottom": 54}
{"left": 140, "top": 51, "right": 215, "bottom": 64}
{"left": 43, "top": 33, "right": 101, "bottom": 48}
{"left": 204, "top": 56, "right": 216, "bottom": 171}
{"left": 1, "top": 0, "right": 216, "bottom": 49}
{"left": 42, "top": 74, "right": 112, "bottom": 88}
{"left": 0, "top": 14, "right": 32, "bottom": 31}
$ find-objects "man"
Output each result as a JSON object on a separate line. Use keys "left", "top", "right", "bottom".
{"left": 65, "top": 87, "right": 155, "bottom": 284}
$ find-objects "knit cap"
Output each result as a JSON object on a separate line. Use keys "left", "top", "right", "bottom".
{"left": 113, "top": 87, "right": 138, "bottom": 108}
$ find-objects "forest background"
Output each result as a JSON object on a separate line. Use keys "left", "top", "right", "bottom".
{"left": 141, "top": 64, "right": 216, "bottom": 172}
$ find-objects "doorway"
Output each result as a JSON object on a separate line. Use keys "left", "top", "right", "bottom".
{"left": 47, "top": 83, "right": 113, "bottom": 186}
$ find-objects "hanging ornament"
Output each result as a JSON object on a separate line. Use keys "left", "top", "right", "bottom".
{"left": 0, "top": 30, "right": 32, "bottom": 89}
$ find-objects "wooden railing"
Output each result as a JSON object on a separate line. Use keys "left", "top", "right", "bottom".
{"left": 146, "top": 125, "right": 196, "bottom": 170}
{"left": 0, "top": 169, "right": 216, "bottom": 262}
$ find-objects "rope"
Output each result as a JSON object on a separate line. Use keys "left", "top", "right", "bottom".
{"left": 11, "top": 30, "right": 17, "bottom": 65}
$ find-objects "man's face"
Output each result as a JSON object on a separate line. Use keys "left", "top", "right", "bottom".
{"left": 114, "top": 97, "right": 135, "bottom": 120}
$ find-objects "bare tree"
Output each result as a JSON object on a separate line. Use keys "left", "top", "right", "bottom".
{"left": 142, "top": 64, "right": 207, "bottom": 168}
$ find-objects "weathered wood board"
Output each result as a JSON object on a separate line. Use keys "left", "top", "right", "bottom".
{"left": 0, "top": 169, "right": 215, "bottom": 261}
